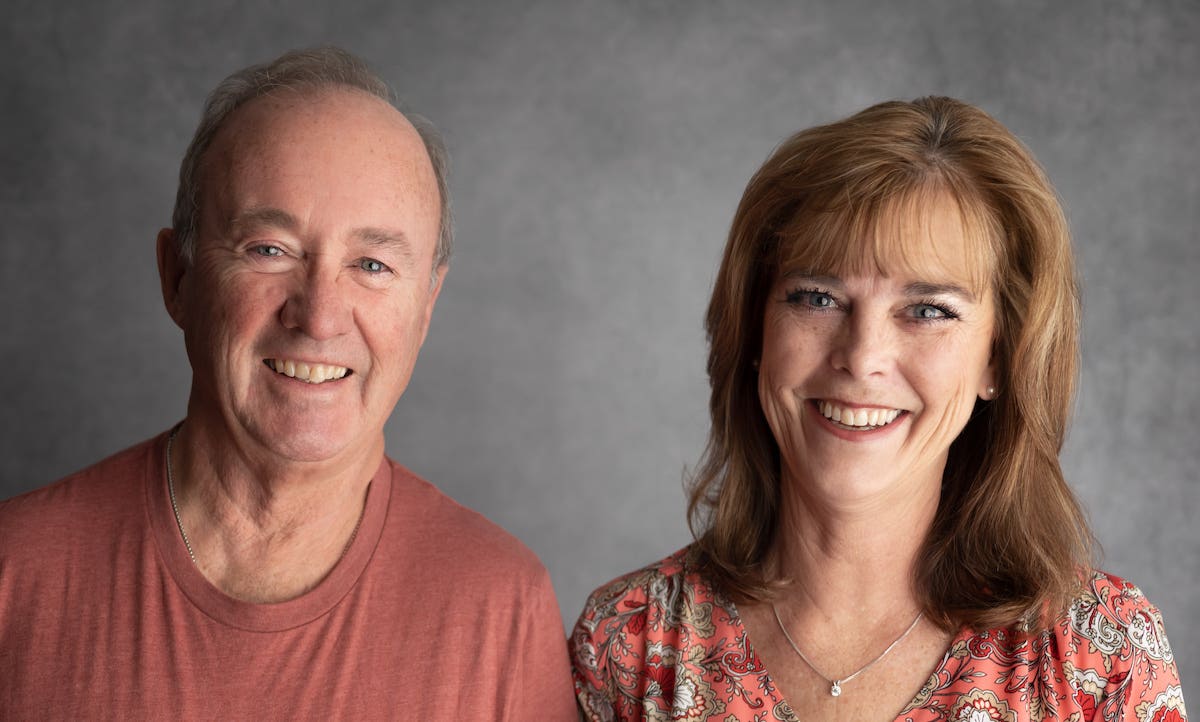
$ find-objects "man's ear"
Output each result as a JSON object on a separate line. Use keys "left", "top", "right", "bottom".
{"left": 156, "top": 228, "right": 188, "bottom": 329}
{"left": 417, "top": 264, "right": 448, "bottom": 348}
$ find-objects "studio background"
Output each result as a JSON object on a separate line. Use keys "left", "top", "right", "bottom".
{"left": 3, "top": 0, "right": 1196, "bottom": 694}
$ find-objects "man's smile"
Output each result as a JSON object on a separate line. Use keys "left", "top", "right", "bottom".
{"left": 264, "top": 358, "right": 352, "bottom": 384}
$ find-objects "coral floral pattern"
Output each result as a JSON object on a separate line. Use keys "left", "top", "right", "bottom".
{"left": 571, "top": 546, "right": 1187, "bottom": 722}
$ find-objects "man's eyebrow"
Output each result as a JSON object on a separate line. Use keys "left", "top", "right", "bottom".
{"left": 355, "top": 227, "right": 415, "bottom": 265}
{"left": 903, "top": 281, "right": 978, "bottom": 302}
{"left": 225, "top": 211, "right": 415, "bottom": 262}
{"left": 227, "top": 207, "right": 300, "bottom": 236}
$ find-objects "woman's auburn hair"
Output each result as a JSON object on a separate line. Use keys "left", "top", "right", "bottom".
{"left": 688, "top": 96, "right": 1095, "bottom": 632}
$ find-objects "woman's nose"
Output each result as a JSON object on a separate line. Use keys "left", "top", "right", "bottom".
{"left": 829, "top": 312, "right": 895, "bottom": 378}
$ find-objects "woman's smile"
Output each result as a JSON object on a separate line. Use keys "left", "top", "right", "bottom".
{"left": 813, "top": 400, "right": 904, "bottom": 430}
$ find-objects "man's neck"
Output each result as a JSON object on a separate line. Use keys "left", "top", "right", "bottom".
{"left": 167, "top": 421, "right": 381, "bottom": 603}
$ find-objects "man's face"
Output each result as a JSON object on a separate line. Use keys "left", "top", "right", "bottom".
{"left": 161, "top": 88, "right": 444, "bottom": 465}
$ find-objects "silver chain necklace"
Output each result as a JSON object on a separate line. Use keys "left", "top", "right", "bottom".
{"left": 165, "top": 427, "right": 364, "bottom": 568}
{"left": 165, "top": 427, "right": 198, "bottom": 564}
{"left": 771, "top": 604, "right": 923, "bottom": 697}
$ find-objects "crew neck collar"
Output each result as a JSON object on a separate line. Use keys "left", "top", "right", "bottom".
{"left": 145, "top": 428, "right": 392, "bottom": 632}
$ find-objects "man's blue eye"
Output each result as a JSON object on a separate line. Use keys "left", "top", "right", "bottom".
{"left": 360, "top": 259, "right": 387, "bottom": 273}
{"left": 255, "top": 245, "right": 284, "bottom": 257}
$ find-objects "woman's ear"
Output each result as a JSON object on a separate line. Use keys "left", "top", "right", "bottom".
{"left": 979, "top": 359, "right": 998, "bottom": 400}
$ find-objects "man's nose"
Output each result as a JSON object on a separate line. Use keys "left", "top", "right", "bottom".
{"left": 280, "top": 265, "right": 351, "bottom": 340}
{"left": 829, "top": 312, "right": 895, "bottom": 378}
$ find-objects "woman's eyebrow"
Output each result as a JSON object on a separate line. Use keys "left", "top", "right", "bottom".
{"left": 778, "top": 271, "right": 843, "bottom": 287}
{"left": 903, "top": 281, "right": 977, "bottom": 302}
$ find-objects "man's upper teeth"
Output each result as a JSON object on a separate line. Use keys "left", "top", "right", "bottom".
{"left": 269, "top": 359, "right": 348, "bottom": 383}
{"left": 818, "top": 401, "right": 901, "bottom": 427}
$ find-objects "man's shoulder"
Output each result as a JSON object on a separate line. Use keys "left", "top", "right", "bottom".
{"left": 0, "top": 436, "right": 158, "bottom": 549}
{"left": 382, "top": 458, "right": 550, "bottom": 582}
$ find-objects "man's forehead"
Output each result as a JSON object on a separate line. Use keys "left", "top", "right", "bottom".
{"left": 206, "top": 87, "right": 422, "bottom": 166}
{"left": 193, "top": 86, "right": 440, "bottom": 251}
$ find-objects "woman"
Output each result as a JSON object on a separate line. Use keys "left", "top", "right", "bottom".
{"left": 571, "top": 97, "right": 1186, "bottom": 722}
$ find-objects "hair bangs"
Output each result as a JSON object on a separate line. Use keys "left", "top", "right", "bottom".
{"left": 774, "top": 177, "right": 1000, "bottom": 298}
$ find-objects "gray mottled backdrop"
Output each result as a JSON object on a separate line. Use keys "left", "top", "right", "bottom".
{"left": 3, "top": 0, "right": 1197, "bottom": 695}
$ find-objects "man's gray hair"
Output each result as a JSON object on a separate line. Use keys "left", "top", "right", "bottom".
{"left": 171, "top": 46, "right": 452, "bottom": 268}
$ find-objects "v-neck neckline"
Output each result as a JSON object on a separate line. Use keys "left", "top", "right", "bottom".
{"left": 726, "top": 597, "right": 969, "bottom": 721}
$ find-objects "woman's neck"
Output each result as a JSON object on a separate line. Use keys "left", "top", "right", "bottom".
{"left": 768, "top": 470, "right": 941, "bottom": 623}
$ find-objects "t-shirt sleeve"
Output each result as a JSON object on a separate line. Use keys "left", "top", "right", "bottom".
{"left": 511, "top": 567, "right": 578, "bottom": 722}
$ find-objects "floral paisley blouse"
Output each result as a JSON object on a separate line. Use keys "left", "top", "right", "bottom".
{"left": 571, "top": 546, "right": 1186, "bottom": 722}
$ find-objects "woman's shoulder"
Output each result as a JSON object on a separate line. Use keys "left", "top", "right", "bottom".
{"left": 571, "top": 544, "right": 743, "bottom": 648}
{"left": 1062, "top": 569, "right": 1176, "bottom": 665}
{"left": 942, "top": 569, "right": 1179, "bottom": 682}
{"left": 1043, "top": 570, "right": 1184, "bottom": 720}
{"left": 902, "top": 570, "right": 1187, "bottom": 722}
{"left": 571, "top": 545, "right": 783, "bottom": 722}
{"left": 573, "top": 544, "right": 725, "bottom": 623}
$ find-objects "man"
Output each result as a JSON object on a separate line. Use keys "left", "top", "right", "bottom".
{"left": 0, "top": 47, "right": 577, "bottom": 719}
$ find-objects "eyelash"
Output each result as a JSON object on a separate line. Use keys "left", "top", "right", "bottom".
{"left": 784, "top": 287, "right": 839, "bottom": 310}
{"left": 783, "top": 287, "right": 961, "bottom": 322}
{"left": 909, "top": 298, "right": 961, "bottom": 321}
{"left": 358, "top": 258, "right": 391, "bottom": 274}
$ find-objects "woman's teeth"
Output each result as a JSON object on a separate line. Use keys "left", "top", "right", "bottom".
{"left": 267, "top": 359, "right": 349, "bottom": 384}
{"left": 818, "top": 401, "right": 901, "bottom": 429}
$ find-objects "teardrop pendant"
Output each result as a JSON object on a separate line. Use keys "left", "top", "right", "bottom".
{"left": 830, "top": 681, "right": 842, "bottom": 697}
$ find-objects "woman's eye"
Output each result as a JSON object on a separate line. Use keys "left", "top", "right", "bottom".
{"left": 911, "top": 304, "right": 955, "bottom": 320}
{"left": 253, "top": 245, "right": 285, "bottom": 257}
{"left": 786, "top": 289, "right": 837, "bottom": 309}
{"left": 359, "top": 258, "right": 389, "bottom": 273}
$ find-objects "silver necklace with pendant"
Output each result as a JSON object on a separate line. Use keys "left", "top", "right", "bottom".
{"left": 771, "top": 604, "right": 923, "bottom": 697}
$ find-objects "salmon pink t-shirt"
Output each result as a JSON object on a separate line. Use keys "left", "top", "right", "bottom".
{"left": 0, "top": 432, "right": 577, "bottom": 720}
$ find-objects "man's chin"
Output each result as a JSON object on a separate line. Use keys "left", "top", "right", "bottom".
{"left": 238, "top": 419, "right": 373, "bottom": 467}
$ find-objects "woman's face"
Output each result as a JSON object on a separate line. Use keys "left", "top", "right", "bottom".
{"left": 757, "top": 194, "right": 997, "bottom": 507}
